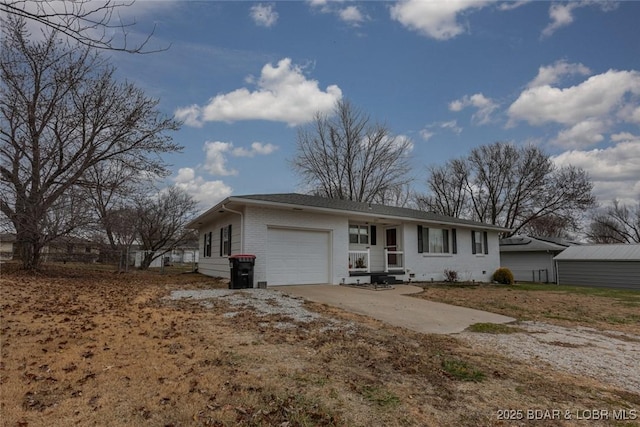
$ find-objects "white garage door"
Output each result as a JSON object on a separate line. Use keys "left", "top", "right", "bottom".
{"left": 266, "top": 228, "right": 330, "bottom": 285}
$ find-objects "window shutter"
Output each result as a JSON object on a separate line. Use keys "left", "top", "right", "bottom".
{"left": 424, "top": 227, "right": 430, "bottom": 253}
{"left": 417, "top": 225, "right": 423, "bottom": 253}
{"left": 451, "top": 229, "right": 457, "bottom": 254}
{"left": 203, "top": 233, "right": 207, "bottom": 257}
{"left": 219, "top": 228, "right": 223, "bottom": 256}
{"left": 228, "top": 224, "right": 232, "bottom": 256}
{"left": 370, "top": 225, "right": 377, "bottom": 245}
{"left": 471, "top": 231, "right": 477, "bottom": 254}
{"left": 483, "top": 231, "right": 489, "bottom": 254}
{"left": 443, "top": 229, "right": 449, "bottom": 253}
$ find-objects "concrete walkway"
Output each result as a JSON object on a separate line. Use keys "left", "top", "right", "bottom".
{"left": 273, "top": 284, "right": 515, "bottom": 334}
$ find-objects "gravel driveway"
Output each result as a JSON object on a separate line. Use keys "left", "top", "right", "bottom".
{"left": 169, "top": 288, "right": 640, "bottom": 394}
{"left": 460, "top": 321, "right": 640, "bottom": 394}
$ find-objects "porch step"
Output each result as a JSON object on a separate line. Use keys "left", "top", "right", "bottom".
{"left": 370, "top": 273, "right": 403, "bottom": 285}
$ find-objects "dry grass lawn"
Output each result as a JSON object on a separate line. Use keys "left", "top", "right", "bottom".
{"left": 1, "top": 263, "right": 639, "bottom": 426}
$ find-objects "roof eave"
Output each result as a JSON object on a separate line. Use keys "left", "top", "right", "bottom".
{"left": 191, "top": 196, "right": 510, "bottom": 232}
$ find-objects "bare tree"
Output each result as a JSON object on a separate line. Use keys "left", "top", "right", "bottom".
{"left": 292, "top": 100, "right": 413, "bottom": 204}
{"left": 135, "top": 186, "right": 198, "bottom": 270}
{"left": 0, "top": 19, "right": 181, "bottom": 269}
{"left": 417, "top": 159, "right": 469, "bottom": 217}
{"left": 84, "top": 161, "right": 152, "bottom": 251}
{"left": 422, "top": 142, "right": 595, "bottom": 236}
{"left": 0, "top": 0, "right": 162, "bottom": 53}
{"left": 587, "top": 199, "right": 640, "bottom": 243}
{"left": 520, "top": 214, "right": 573, "bottom": 238}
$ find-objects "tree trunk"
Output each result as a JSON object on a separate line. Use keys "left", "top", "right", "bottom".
{"left": 14, "top": 229, "right": 45, "bottom": 270}
{"left": 139, "top": 251, "right": 156, "bottom": 270}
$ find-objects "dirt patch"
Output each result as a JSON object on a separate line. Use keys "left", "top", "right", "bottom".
{"left": 1, "top": 264, "right": 639, "bottom": 426}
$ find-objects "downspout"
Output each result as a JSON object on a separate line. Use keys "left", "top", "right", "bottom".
{"left": 221, "top": 204, "right": 244, "bottom": 253}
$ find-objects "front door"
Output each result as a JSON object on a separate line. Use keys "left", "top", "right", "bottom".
{"left": 386, "top": 228, "right": 397, "bottom": 266}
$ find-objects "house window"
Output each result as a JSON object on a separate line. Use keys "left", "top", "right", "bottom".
{"left": 349, "top": 225, "right": 369, "bottom": 244}
{"left": 428, "top": 228, "right": 449, "bottom": 253}
{"left": 418, "top": 226, "right": 455, "bottom": 254}
{"left": 203, "top": 232, "right": 212, "bottom": 258}
{"left": 472, "top": 230, "right": 489, "bottom": 255}
{"left": 220, "top": 224, "right": 232, "bottom": 256}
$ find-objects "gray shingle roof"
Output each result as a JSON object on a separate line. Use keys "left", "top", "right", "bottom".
{"left": 500, "top": 235, "right": 571, "bottom": 252}
{"left": 554, "top": 244, "right": 640, "bottom": 261}
{"left": 232, "top": 193, "right": 509, "bottom": 231}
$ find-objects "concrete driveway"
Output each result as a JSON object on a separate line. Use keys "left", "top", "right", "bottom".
{"left": 273, "top": 284, "right": 515, "bottom": 334}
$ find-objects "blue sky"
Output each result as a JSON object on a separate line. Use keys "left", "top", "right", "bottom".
{"left": 104, "top": 0, "right": 640, "bottom": 209}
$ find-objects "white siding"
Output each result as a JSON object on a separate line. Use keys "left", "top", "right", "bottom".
{"left": 243, "top": 206, "right": 348, "bottom": 286}
{"left": 195, "top": 204, "right": 503, "bottom": 285}
{"left": 403, "top": 224, "right": 501, "bottom": 283}
{"left": 197, "top": 212, "right": 242, "bottom": 279}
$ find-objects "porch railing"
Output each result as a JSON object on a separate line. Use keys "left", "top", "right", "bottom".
{"left": 348, "top": 249, "right": 370, "bottom": 273}
{"left": 384, "top": 249, "right": 404, "bottom": 272}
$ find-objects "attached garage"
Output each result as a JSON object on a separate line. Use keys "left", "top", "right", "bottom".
{"left": 555, "top": 244, "right": 640, "bottom": 290}
{"left": 266, "top": 227, "right": 331, "bottom": 285}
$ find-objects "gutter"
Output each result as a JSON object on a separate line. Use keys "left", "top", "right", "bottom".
{"left": 221, "top": 203, "right": 244, "bottom": 253}
{"left": 229, "top": 197, "right": 511, "bottom": 233}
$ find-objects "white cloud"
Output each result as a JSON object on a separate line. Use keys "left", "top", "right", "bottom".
{"left": 618, "top": 105, "right": 640, "bottom": 124}
{"left": 441, "top": 120, "right": 463, "bottom": 135}
{"left": 419, "top": 129, "right": 434, "bottom": 141}
{"left": 448, "top": 93, "right": 498, "bottom": 125}
{"left": 307, "top": 0, "right": 330, "bottom": 9}
{"left": 611, "top": 132, "right": 637, "bottom": 142}
{"left": 308, "top": 1, "right": 367, "bottom": 26}
{"left": 232, "top": 142, "right": 278, "bottom": 157}
{"left": 498, "top": 1, "right": 532, "bottom": 11}
{"left": 339, "top": 6, "right": 365, "bottom": 25}
{"left": 393, "top": 134, "right": 415, "bottom": 152}
{"left": 174, "top": 105, "right": 204, "bottom": 128}
{"left": 527, "top": 60, "right": 591, "bottom": 88}
{"left": 542, "top": 1, "right": 619, "bottom": 38}
{"left": 201, "top": 140, "right": 279, "bottom": 176}
{"left": 552, "top": 134, "right": 640, "bottom": 204}
{"left": 203, "top": 141, "right": 237, "bottom": 176}
{"left": 175, "top": 58, "right": 342, "bottom": 127}
{"left": 420, "top": 120, "right": 463, "bottom": 141}
{"left": 250, "top": 3, "right": 278, "bottom": 28}
{"left": 510, "top": 67, "right": 640, "bottom": 148}
{"left": 508, "top": 69, "right": 640, "bottom": 127}
{"left": 541, "top": 2, "right": 580, "bottom": 38}
{"left": 173, "top": 167, "right": 233, "bottom": 207}
{"left": 7, "top": 0, "right": 178, "bottom": 48}
{"left": 390, "top": 0, "right": 490, "bottom": 40}
{"left": 552, "top": 119, "right": 606, "bottom": 148}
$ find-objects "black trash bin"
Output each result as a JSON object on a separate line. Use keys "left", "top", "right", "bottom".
{"left": 228, "top": 254, "right": 256, "bottom": 289}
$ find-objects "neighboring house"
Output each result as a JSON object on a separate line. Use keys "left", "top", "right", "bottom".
{"left": 42, "top": 236, "right": 100, "bottom": 263}
{"left": 499, "top": 235, "right": 577, "bottom": 283}
{"left": 554, "top": 244, "right": 640, "bottom": 290}
{"left": 132, "top": 244, "right": 200, "bottom": 268}
{"left": 171, "top": 247, "right": 199, "bottom": 264}
{"left": 0, "top": 234, "right": 100, "bottom": 263}
{"left": 0, "top": 233, "right": 16, "bottom": 261}
{"left": 187, "top": 193, "right": 509, "bottom": 286}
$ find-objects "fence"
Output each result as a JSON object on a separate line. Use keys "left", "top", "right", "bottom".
{"left": 510, "top": 268, "right": 551, "bottom": 283}
{"left": 8, "top": 247, "right": 199, "bottom": 274}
